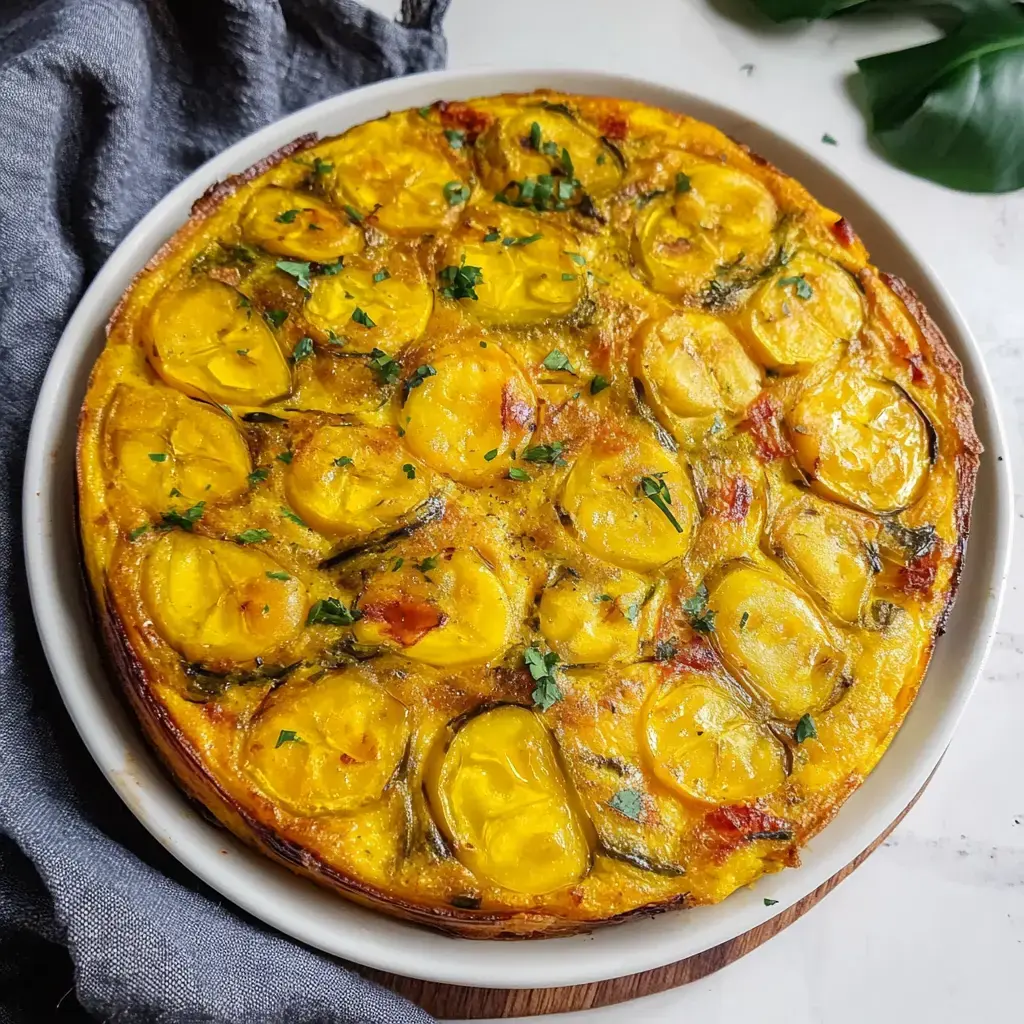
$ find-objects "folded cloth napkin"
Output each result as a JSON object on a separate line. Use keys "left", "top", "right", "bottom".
{"left": 0, "top": 2, "right": 450, "bottom": 1020}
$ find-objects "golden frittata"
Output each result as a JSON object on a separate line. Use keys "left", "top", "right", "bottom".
{"left": 77, "top": 92, "right": 981, "bottom": 937}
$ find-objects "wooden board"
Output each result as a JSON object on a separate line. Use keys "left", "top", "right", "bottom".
{"left": 365, "top": 772, "right": 933, "bottom": 1019}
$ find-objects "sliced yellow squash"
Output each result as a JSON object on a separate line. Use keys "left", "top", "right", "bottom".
{"left": 427, "top": 705, "right": 591, "bottom": 893}
{"left": 240, "top": 186, "right": 364, "bottom": 262}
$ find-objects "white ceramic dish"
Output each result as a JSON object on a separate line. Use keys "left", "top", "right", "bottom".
{"left": 23, "top": 69, "right": 1012, "bottom": 990}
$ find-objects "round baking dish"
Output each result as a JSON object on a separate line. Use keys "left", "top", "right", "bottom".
{"left": 23, "top": 68, "right": 1012, "bottom": 989}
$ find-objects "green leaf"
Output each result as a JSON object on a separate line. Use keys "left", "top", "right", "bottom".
{"left": 563, "top": 251, "right": 586, "bottom": 265}
{"left": 778, "top": 274, "right": 813, "bottom": 300}
{"left": 414, "top": 555, "right": 439, "bottom": 573}
{"left": 764, "top": 898, "right": 779, "bottom": 906}
{"left": 856, "top": 1, "right": 1024, "bottom": 193}
{"left": 508, "top": 467, "right": 530, "bottom": 482}
{"left": 343, "top": 204, "right": 363, "bottom": 223}
{"left": 276, "top": 260, "right": 312, "bottom": 291}
{"left": 502, "top": 233, "right": 543, "bottom": 246}
{"left": 529, "top": 121, "right": 542, "bottom": 149}
{"left": 438, "top": 262, "right": 484, "bottom": 301}
{"left": 333, "top": 456, "right": 354, "bottom": 468}
{"left": 275, "top": 729, "right": 302, "bottom": 748}
{"left": 639, "top": 475, "right": 684, "bottom": 533}
{"left": 402, "top": 463, "right": 416, "bottom": 479}
{"left": 444, "top": 128, "right": 465, "bottom": 149}
{"left": 590, "top": 374, "right": 610, "bottom": 394}
{"left": 484, "top": 448, "right": 499, "bottom": 461}
{"left": 524, "top": 646, "right": 563, "bottom": 710}
{"left": 655, "top": 639, "right": 678, "bottom": 661}
{"left": 682, "top": 581, "right": 717, "bottom": 634}
{"left": 392, "top": 557, "right": 404, "bottom": 571}
{"left": 128, "top": 524, "right": 149, "bottom": 541}
{"left": 263, "top": 309, "right": 287, "bottom": 328}
{"left": 169, "top": 488, "right": 182, "bottom": 498}
{"left": 276, "top": 450, "right": 293, "bottom": 464}
{"left": 443, "top": 180, "right": 471, "bottom": 205}
{"left": 316, "top": 258, "right": 344, "bottom": 277}
{"left": 275, "top": 209, "right": 300, "bottom": 223}
{"left": 675, "top": 171, "right": 691, "bottom": 193}
{"left": 405, "top": 364, "right": 437, "bottom": 393}
{"left": 351, "top": 307, "right": 375, "bottom": 328}
{"left": 236, "top": 528, "right": 272, "bottom": 544}
{"left": 822, "top": 132, "right": 838, "bottom": 145}
{"left": 280, "top": 506, "right": 308, "bottom": 528}
{"left": 608, "top": 789, "right": 644, "bottom": 821}
{"left": 306, "top": 597, "right": 362, "bottom": 627}
{"left": 159, "top": 501, "right": 205, "bottom": 532}
{"left": 266, "top": 571, "right": 291, "bottom": 581}
{"left": 367, "top": 348, "right": 400, "bottom": 384}
{"left": 373, "top": 268, "right": 391, "bottom": 283}
{"left": 542, "top": 349, "right": 575, "bottom": 373}
{"left": 148, "top": 452, "right": 167, "bottom": 462}
{"left": 739, "top": 610, "right": 750, "bottom": 630}
{"left": 312, "top": 157, "right": 333, "bottom": 176}
{"left": 522, "top": 441, "right": 566, "bottom": 465}
{"left": 247, "top": 467, "right": 269, "bottom": 486}
{"left": 795, "top": 713, "right": 818, "bottom": 744}
{"left": 483, "top": 230, "right": 500, "bottom": 242}
{"left": 291, "top": 336, "right": 314, "bottom": 363}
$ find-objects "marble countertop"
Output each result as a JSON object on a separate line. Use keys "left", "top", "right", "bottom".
{"left": 372, "top": 1, "right": 1024, "bottom": 1018}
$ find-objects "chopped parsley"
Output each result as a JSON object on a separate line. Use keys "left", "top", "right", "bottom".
{"left": 275, "top": 209, "right": 300, "bottom": 224}
{"left": 333, "top": 455, "right": 353, "bottom": 468}
{"left": 159, "top": 501, "right": 205, "bottom": 532}
{"left": 275, "top": 729, "right": 302, "bottom": 748}
{"left": 522, "top": 441, "right": 566, "bottom": 465}
{"left": 291, "top": 336, "right": 314, "bottom": 363}
{"left": 247, "top": 467, "right": 269, "bottom": 486}
{"left": 494, "top": 173, "right": 578, "bottom": 212}
{"left": 263, "top": 309, "right": 287, "bottom": 328}
{"left": 392, "top": 557, "right": 404, "bottom": 572}
{"left": 311, "top": 157, "right": 333, "bottom": 176}
{"left": 280, "top": 506, "right": 307, "bottom": 528}
{"left": 563, "top": 251, "right": 586, "bottom": 266}
{"left": 529, "top": 121, "right": 542, "bottom": 149}
{"left": 764, "top": 898, "right": 779, "bottom": 907}
{"left": 443, "top": 181, "right": 471, "bottom": 205}
{"left": 508, "top": 467, "right": 530, "bottom": 482}
{"left": 682, "top": 582, "right": 716, "bottom": 634}
{"left": 639, "top": 474, "right": 684, "bottom": 533}
{"left": 635, "top": 188, "right": 667, "bottom": 208}
{"left": 623, "top": 602, "right": 641, "bottom": 626}
{"left": 443, "top": 128, "right": 465, "bottom": 149}
{"left": 276, "top": 450, "right": 293, "bottom": 464}
{"left": 367, "top": 347, "right": 400, "bottom": 385}
{"left": 317, "top": 257, "right": 344, "bottom": 277}
{"left": 590, "top": 374, "right": 609, "bottom": 395}
{"left": 266, "top": 571, "right": 290, "bottom": 581}
{"left": 343, "top": 204, "right": 363, "bottom": 223}
{"left": 502, "top": 233, "right": 542, "bottom": 246}
{"left": 561, "top": 272, "right": 576, "bottom": 281}
{"left": 169, "top": 488, "right": 182, "bottom": 498}
{"left": 128, "top": 524, "right": 149, "bottom": 542}
{"left": 351, "top": 307, "right": 375, "bottom": 328}
{"left": 655, "top": 639, "right": 678, "bottom": 661}
{"left": 778, "top": 274, "right": 813, "bottom": 300}
{"left": 484, "top": 449, "right": 498, "bottom": 461}
{"left": 414, "top": 555, "right": 439, "bottom": 574}
{"left": 864, "top": 540, "right": 883, "bottom": 574}
{"left": 372, "top": 268, "right": 391, "bottom": 283}
{"left": 739, "top": 611, "right": 749, "bottom": 630}
{"left": 482, "top": 230, "right": 500, "bottom": 242}
{"left": 438, "top": 260, "right": 484, "bottom": 301}
{"left": 795, "top": 714, "right": 817, "bottom": 744}
{"left": 675, "top": 171, "right": 692, "bottom": 194}
{"left": 822, "top": 133, "right": 838, "bottom": 146}
{"left": 148, "top": 452, "right": 167, "bottom": 462}
{"left": 402, "top": 463, "right": 416, "bottom": 479}
{"left": 405, "top": 364, "right": 436, "bottom": 393}
{"left": 542, "top": 349, "right": 575, "bottom": 373}
{"left": 236, "top": 528, "right": 272, "bottom": 544}
{"left": 275, "top": 259, "right": 312, "bottom": 291}
{"left": 608, "top": 789, "right": 644, "bottom": 822}
{"left": 306, "top": 597, "right": 362, "bottom": 627}
{"left": 524, "top": 646, "right": 562, "bottom": 710}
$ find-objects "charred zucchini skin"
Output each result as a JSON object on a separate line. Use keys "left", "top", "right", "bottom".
{"left": 76, "top": 93, "right": 980, "bottom": 939}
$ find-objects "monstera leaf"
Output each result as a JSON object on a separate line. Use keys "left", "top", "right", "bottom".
{"left": 748, "top": 0, "right": 1024, "bottom": 193}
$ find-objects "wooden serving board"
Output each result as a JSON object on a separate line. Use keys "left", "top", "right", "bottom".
{"left": 366, "top": 774, "right": 932, "bottom": 1019}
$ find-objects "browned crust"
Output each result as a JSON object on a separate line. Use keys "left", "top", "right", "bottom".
{"left": 881, "top": 273, "right": 983, "bottom": 634}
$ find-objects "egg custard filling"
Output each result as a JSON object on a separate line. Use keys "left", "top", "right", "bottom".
{"left": 78, "top": 92, "right": 980, "bottom": 938}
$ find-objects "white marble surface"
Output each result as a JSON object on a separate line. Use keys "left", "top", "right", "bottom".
{"left": 370, "top": 1, "right": 1024, "bottom": 1018}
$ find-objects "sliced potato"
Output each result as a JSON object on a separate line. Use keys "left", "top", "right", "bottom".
{"left": 709, "top": 565, "right": 843, "bottom": 720}
{"left": 240, "top": 186, "right": 364, "bottom": 262}
{"left": 146, "top": 279, "right": 291, "bottom": 406}
{"left": 401, "top": 342, "right": 536, "bottom": 485}
{"left": 426, "top": 705, "right": 591, "bottom": 894}
{"left": 305, "top": 255, "right": 433, "bottom": 355}
{"left": 478, "top": 107, "right": 623, "bottom": 197}
{"left": 643, "top": 676, "right": 785, "bottom": 804}
{"left": 632, "top": 163, "right": 777, "bottom": 296}
{"left": 315, "top": 115, "right": 467, "bottom": 235}
{"left": 443, "top": 212, "right": 583, "bottom": 325}
{"left": 772, "top": 497, "right": 875, "bottom": 623}
{"left": 633, "top": 312, "right": 762, "bottom": 421}
{"left": 561, "top": 434, "right": 696, "bottom": 571}
{"left": 244, "top": 670, "right": 408, "bottom": 817}
{"left": 787, "top": 369, "right": 930, "bottom": 513}
{"left": 539, "top": 571, "right": 648, "bottom": 664}
{"left": 284, "top": 425, "right": 429, "bottom": 537}
{"left": 104, "top": 385, "right": 251, "bottom": 510}
{"left": 354, "top": 549, "right": 513, "bottom": 666}
{"left": 739, "top": 251, "right": 864, "bottom": 370}
{"left": 142, "top": 532, "right": 307, "bottom": 663}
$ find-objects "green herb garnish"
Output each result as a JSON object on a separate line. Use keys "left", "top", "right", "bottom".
{"left": 280, "top": 506, "right": 307, "bottom": 528}
{"left": 795, "top": 714, "right": 817, "bottom": 744}
{"left": 778, "top": 274, "right": 813, "bottom": 300}
{"left": 563, "top": 251, "right": 586, "bottom": 265}
{"left": 291, "top": 336, "right": 314, "bottom": 363}
{"left": 405, "top": 364, "right": 437, "bottom": 393}
{"left": 524, "top": 646, "right": 562, "bottom": 710}
{"left": 367, "top": 348, "right": 400, "bottom": 385}
{"left": 608, "top": 789, "right": 644, "bottom": 821}
{"left": 276, "top": 450, "right": 293, "bottom": 464}
{"left": 443, "top": 128, "right": 465, "bottom": 149}
{"left": 306, "top": 598, "right": 362, "bottom": 627}
{"left": 443, "top": 181, "right": 471, "bottom": 205}
{"left": 414, "top": 555, "right": 439, "bottom": 574}
{"left": 542, "top": 349, "right": 575, "bottom": 373}
{"left": 276, "top": 259, "right": 312, "bottom": 291}
{"left": 508, "top": 467, "right": 530, "bottom": 482}
{"left": 590, "top": 374, "right": 609, "bottom": 394}
{"left": 148, "top": 452, "right": 167, "bottom": 462}
{"left": 264, "top": 309, "right": 287, "bottom": 329}
{"left": 522, "top": 441, "right": 566, "bottom": 465}
{"left": 502, "top": 233, "right": 542, "bottom": 246}
{"left": 739, "top": 611, "right": 749, "bottom": 630}
{"left": 266, "top": 571, "right": 290, "bottom": 581}
{"left": 351, "top": 307, "right": 375, "bottom": 328}
{"left": 484, "top": 449, "right": 498, "bottom": 461}
{"left": 402, "top": 463, "right": 416, "bottom": 479}
{"left": 128, "top": 524, "right": 149, "bottom": 542}
{"left": 236, "top": 528, "right": 272, "bottom": 544}
{"left": 247, "top": 468, "right": 269, "bottom": 486}
{"left": 343, "top": 204, "right": 363, "bottom": 223}
{"left": 159, "top": 501, "right": 205, "bottom": 532}
{"left": 275, "top": 209, "right": 300, "bottom": 223}
{"left": 438, "top": 261, "right": 484, "bottom": 301}
{"left": 373, "top": 268, "right": 391, "bottom": 283}
{"left": 275, "top": 729, "right": 302, "bottom": 748}
{"left": 682, "top": 582, "right": 716, "bottom": 634}
{"left": 639, "top": 474, "right": 684, "bottom": 533}
{"left": 675, "top": 171, "right": 691, "bottom": 193}
{"left": 333, "top": 456, "right": 353, "bottom": 468}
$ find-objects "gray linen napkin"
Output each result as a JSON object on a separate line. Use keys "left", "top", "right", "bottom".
{"left": 0, "top": 2, "right": 450, "bottom": 1020}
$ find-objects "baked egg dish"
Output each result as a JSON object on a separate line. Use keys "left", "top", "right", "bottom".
{"left": 77, "top": 91, "right": 981, "bottom": 938}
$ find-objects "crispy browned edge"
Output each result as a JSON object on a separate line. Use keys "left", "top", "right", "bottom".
{"left": 75, "top": 104, "right": 983, "bottom": 941}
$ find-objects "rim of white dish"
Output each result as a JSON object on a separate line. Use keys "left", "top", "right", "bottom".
{"left": 23, "top": 68, "right": 1013, "bottom": 990}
